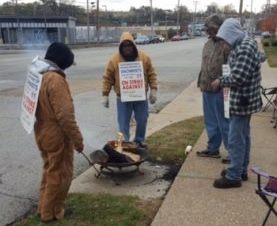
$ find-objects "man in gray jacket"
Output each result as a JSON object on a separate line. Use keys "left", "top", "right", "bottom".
{"left": 211, "top": 18, "right": 262, "bottom": 188}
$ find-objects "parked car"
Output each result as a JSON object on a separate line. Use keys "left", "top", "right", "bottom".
{"left": 148, "top": 35, "right": 161, "bottom": 44}
{"left": 157, "top": 35, "right": 165, "bottom": 42}
{"left": 134, "top": 35, "right": 150, "bottom": 44}
{"left": 180, "top": 34, "right": 189, "bottom": 40}
{"left": 261, "top": 31, "right": 271, "bottom": 39}
{"left": 171, "top": 35, "right": 181, "bottom": 41}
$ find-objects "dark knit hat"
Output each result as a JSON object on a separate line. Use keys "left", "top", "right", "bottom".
{"left": 205, "top": 14, "right": 223, "bottom": 29}
{"left": 45, "top": 42, "right": 74, "bottom": 70}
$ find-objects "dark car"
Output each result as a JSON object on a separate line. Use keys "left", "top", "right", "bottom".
{"left": 148, "top": 35, "right": 161, "bottom": 44}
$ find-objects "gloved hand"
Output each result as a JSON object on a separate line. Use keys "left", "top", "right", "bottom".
{"left": 101, "top": 96, "right": 109, "bottom": 108}
{"left": 75, "top": 142, "right": 84, "bottom": 153}
{"left": 149, "top": 89, "right": 157, "bottom": 104}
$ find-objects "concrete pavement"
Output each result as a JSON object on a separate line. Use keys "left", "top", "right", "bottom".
{"left": 150, "top": 60, "right": 277, "bottom": 226}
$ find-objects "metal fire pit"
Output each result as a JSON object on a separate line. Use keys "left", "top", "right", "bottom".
{"left": 82, "top": 142, "right": 148, "bottom": 185}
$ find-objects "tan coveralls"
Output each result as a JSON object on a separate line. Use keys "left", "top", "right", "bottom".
{"left": 34, "top": 70, "right": 83, "bottom": 221}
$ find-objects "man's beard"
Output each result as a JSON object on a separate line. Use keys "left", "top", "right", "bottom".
{"left": 122, "top": 54, "right": 136, "bottom": 62}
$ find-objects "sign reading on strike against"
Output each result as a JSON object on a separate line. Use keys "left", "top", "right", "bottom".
{"left": 119, "top": 61, "right": 146, "bottom": 102}
{"left": 20, "top": 69, "right": 42, "bottom": 134}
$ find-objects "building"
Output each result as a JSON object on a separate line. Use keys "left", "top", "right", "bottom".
{"left": 0, "top": 16, "right": 76, "bottom": 45}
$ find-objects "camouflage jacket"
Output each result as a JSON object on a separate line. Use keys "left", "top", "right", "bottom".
{"left": 197, "top": 39, "right": 231, "bottom": 92}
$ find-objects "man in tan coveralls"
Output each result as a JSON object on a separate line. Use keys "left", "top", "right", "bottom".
{"left": 33, "top": 42, "right": 83, "bottom": 223}
{"left": 102, "top": 32, "right": 158, "bottom": 148}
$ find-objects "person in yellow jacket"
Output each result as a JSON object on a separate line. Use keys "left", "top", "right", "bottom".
{"left": 102, "top": 32, "right": 158, "bottom": 148}
{"left": 33, "top": 42, "right": 83, "bottom": 223}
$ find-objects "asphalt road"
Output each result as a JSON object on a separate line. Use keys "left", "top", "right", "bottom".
{"left": 0, "top": 37, "right": 205, "bottom": 225}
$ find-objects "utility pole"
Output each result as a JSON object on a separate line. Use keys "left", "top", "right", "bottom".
{"left": 267, "top": 0, "right": 271, "bottom": 15}
{"left": 86, "top": 0, "right": 90, "bottom": 44}
{"left": 239, "top": 0, "right": 243, "bottom": 24}
{"left": 250, "top": 0, "right": 254, "bottom": 35}
{"left": 150, "top": 0, "right": 154, "bottom": 34}
{"left": 192, "top": 1, "right": 199, "bottom": 36}
{"left": 165, "top": 11, "right": 169, "bottom": 40}
{"left": 176, "top": 0, "right": 180, "bottom": 34}
{"left": 96, "top": 0, "right": 99, "bottom": 42}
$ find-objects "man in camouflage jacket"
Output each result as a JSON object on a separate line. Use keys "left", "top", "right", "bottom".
{"left": 197, "top": 14, "right": 230, "bottom": 160}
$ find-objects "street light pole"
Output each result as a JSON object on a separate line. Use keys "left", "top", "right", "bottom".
{"left": 150, "top": 0, "right": 154, "bottom": 34}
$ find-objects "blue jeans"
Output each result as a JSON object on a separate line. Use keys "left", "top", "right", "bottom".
{"left": 226, "top": 115, "right": 251, "bottom": 181}
{"left": 203, "top": 91, "right": 229, "bottom": 153}
{"left": 116, "top": 97, "right": 148, "bottom": 142}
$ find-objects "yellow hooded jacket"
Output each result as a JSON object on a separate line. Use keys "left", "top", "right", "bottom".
{"left": 102, "top": 32, "right": 158, "bottom": 96}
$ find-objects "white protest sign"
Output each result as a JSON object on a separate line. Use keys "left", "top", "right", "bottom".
{"left": 223, "top": 87, "right": 230, "bottom": 119}
{"left": 119, "top": 61, "right": 146, "bottom": 102}
{"left": 222, "top": 64, "right": 231, "bottom": 118}
{"left": 20, "top": 69, "right": 42, "bottom": 134}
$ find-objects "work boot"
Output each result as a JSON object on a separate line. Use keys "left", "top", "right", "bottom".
{"left": 40, "top": 218, "right": 56, "bottom": 224}
{"left": 221, "top": 169, "right": 248, "bottom": 181}
{"left": 221, "top": 157, "right": 231, "bottom": 164}
{"left": 135, "top": 141, "right": 148, "bottom": 149}
{"left": 213, "top": 177, "right": 242, "bottom": 189}
{"left": 196, "top": 150, "right": 220, "bottom": 158}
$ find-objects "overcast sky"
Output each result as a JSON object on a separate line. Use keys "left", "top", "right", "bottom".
{"left": 0, "top": 0, "right": 269, "bottom": 13}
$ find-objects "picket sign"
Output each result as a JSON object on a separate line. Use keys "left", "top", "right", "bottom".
{"left": 119, "top": 61, "right": 146, "bottom": 102}
{"left": 20, "top": 68, "right": 42, "bottom": 134}
{"left": 222, "top": 64, "right": 231, "bottom": 119}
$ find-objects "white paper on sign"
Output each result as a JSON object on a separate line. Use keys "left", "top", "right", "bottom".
{"left": 222, "top": 64, "right": 231, "bottom": 77}
{"left": 20, "top": 69, "right": 42, "bottom": 134}
{"left": 119, "top": 61, "right": 146, "bottom": 102}
{"left": 223, "top": 87, "right": 230, "bottom": 119}
{"left": 222, "top": 64, "right": 231, "bottom": 119}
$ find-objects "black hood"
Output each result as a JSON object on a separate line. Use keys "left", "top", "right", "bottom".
{"left": 45, "top": 42, "right": 74, "bottom": 70}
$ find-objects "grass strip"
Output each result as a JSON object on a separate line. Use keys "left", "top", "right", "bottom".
{"left": 16, "top": 193, "right": 161, "bottom": 226}
{"left": 146, "top": 116, "right": 204, "bottom": 164}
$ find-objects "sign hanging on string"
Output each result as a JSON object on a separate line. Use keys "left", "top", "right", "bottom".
{"left": 119, "top": 61, "right": 146, "bottom": 102}
{"left": 20, "top": 69, "right": 42, "bottom": 134}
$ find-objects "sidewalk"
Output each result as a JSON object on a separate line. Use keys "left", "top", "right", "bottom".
{"left": 150, "top": 61, "right": 277, "bottom": 226}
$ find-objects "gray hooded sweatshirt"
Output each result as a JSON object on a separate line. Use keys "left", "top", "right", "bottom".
{"left": 216, "top": 18, "right": 245, "bottom": 48}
